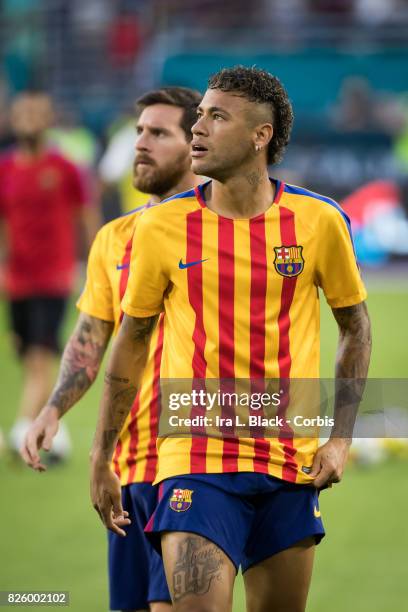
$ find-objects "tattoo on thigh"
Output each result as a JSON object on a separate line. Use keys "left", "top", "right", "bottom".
{"left": 172, "top": 535, "right": 224, "bottom": 601}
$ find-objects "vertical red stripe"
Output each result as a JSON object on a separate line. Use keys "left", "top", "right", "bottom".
{"left": 218, "top": 217, "right": 235, "bottom": 378}
{"left": 145, "top": 482, "right": 164, "bottom": 533}
{"left": 277, "top": 206, "right": 299, "bottom": 482}
{"left": 249, "top": 215, "right": 270, "bottom": 472}
{"left": 112, "top": 439, "right": 122, "bottom": 478}
{"left": 194, "top": 185, "right": 206, "bottom": 208}
{"left": 275, "top": 180, "right": 285, "bottom": 205}
{"left": 125, "top": 393, "right": 141, "bottom": 484}
{"left": 119, "top": 236, "right": 133, "bottom": 322}
{"left": 187, "top": 210, "right": 207, "bottom": 379}
{"left": 218, "top": 217, "right": 239, "bottom": 472}
{"left": 187, "top": 209, "right": 208, "bottom": 473}
{"left": 249, "top": 216, "right": 267, "bottom": 377}
{"left": 112, "top": 234, "right": 134, "bottom": 480}
{"left": 142, "top": 315, "right": 164, "bottom": 482}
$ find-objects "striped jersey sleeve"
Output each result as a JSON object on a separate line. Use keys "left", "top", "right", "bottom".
{"left": 121, "top": 212, "right": 169, "bottom": 318}
{"left": 77, "top": 227, "right": 115, "bottom": 322}
{"left": 315, "top": 204, "right": 367, "bottom": 308}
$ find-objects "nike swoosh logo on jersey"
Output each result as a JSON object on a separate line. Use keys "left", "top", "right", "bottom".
{"left": 178, "top": 258, "right": 209, "bottom": 269}
{"left": 116, "top": 263, "right": 130, "bottom": 270}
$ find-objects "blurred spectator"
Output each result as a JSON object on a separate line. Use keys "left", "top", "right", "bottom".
{"left": 393, "top": 96, "right": 408, "bottom": 173}
{"left": 47, "top": 106, "right": 101, "bottom": 229}
{"left": 108, "top": 11, "right": 143, "bottom": 68}
{"left": 354, "top": 0, "right": 406, "bottom": 27}
{"left": 0, "top": 92, "right": 98, "bottom": 459}
{"left": 331, "top": 76, "right": 406, "bottom": 134}
{"left": 308, "top": 0, "right": 354, "bottom": 17}
{"left": 341, "top": 180, "right": 408, "bottom": 264}
{"left": 2, "top": 0, "right": 44, "bottom": 93}
{"left": 47, "top": 107, "right": 99, "bottom": 169}
{"left": 69, "top": 0, "right": 113, "bottom": 35}
{"left": 0, "top": 80, "right": 15, "bottom": 151}
{"left": 262, "top": 0, "right": 308, "bottom": 34}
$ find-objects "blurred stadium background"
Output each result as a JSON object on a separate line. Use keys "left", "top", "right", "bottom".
{"left": 0, "top": 1, "right": 407, "bottom": 610}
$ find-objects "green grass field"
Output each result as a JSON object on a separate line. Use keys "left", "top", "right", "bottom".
{"left": 0, "top": 280, "right": 407, "bottom": 611}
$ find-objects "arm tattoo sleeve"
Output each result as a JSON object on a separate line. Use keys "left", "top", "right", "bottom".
{"left": 122, "top": 313, "right": 158, "bottom": 344}
{"left": 93, "top": 314, "right": 158, "bottom": 461}
{"left": 331, "top": 301, "right": 372, "bottom": 438}
{"left": 48, "top": 313, "right": 114, "bottom": 416}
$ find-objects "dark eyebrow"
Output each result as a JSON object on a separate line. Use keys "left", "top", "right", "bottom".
{"left": 135, "top": 124, "right": 171, "bottom": 135}
{"left": 150, "top": 126, "right": 171, "bottom": 134}
{"left": 197, "top": 105, "right": 232, "bottom": 118}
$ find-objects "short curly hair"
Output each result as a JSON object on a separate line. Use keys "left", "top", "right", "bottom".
{"left": 208, "top": 66, "right": 294, "bottom": 165}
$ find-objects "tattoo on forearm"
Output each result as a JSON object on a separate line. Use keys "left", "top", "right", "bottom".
{"left": 49, "top": 314, "right": 113, "bottom": 416}
{"left": 104, "top": 372, "right": 130, "bottom": 384}
{"left": 332, "top": 302, "right": 371, "bottom": 342}
{"left": 101, "top": 430, "right": 119, "bottom": 456}
{"left": 172, "top": 535, "right": 224, "bottom": 602}
{"left": 331, "top": 302, "right": 372, "bottom": 437}
{"left": 112, "top": 385, "right": 138, "bottom": 406}
{"left": 98, "top": 378, "right": 138, "bottom": 459}
{"left": 93, "top": 315, "right": 157, "bottom": 461}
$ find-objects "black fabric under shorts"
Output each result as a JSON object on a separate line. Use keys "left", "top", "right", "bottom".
{"left": 9, "top": 296, "right": 68, "bottom": 356}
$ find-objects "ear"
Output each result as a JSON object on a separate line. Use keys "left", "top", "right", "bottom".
{"left": 254, "top": 123, "right": 273, "bottom": 153}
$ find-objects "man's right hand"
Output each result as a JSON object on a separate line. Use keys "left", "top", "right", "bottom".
{"left": 90, "top": 458, "right": 131, "bottom": 537}
{"left": 20, "top": 406, "right": 59, "bottom": 471}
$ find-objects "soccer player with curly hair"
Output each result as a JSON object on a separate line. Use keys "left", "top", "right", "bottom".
{"left": 91, "top": 66, "right": 371, "bottom": 612}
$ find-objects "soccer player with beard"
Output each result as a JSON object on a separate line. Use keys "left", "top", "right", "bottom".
{"left": 90, "top": 67, "right": 372, "bottom": 612}
{"left": 21, "top": 86, "right": 202, "bottom": 612}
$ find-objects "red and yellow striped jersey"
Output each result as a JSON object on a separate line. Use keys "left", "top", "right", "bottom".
{"left": 122, "top": 180, "right": 367, "bottom": 485}
{"left": 77, "top": 204, "right": 163, "bottom": 484}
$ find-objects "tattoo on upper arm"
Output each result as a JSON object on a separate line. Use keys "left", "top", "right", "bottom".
{"left": 332, "top": 302, "right": 372, "bottom": 379}
{"left": 332, "top": 302, "right": 372, "bottom": 344}
{"left": 121, "top": 314, "right": 158, "bottom": 344}
{"left": 172, "top": 535, "right": 224, "bottom": 602}
{"left": 49, "top": 314, "right": 114, "bottom": 415}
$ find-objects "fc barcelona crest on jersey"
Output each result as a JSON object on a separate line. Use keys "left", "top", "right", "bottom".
{"left": 274, "top": 245, "right": 304, "bottom": 277}
{"left": 169, "top": 488, "right": 194, "bottom": 512}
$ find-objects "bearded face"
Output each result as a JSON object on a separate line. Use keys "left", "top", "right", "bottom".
{"left": 133, "top": 104, "right": 192, "bottom": 199}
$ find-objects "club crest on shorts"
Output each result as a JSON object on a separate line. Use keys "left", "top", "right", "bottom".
{"left": 274, "top": 245, "right": 304, "bottom": 277}
{"left": 169, "top": 488, "right": 194, "bottom": 512}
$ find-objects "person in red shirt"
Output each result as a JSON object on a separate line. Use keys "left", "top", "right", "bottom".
{"left": 0, "top": 91, "right": 96, "bottom": 458}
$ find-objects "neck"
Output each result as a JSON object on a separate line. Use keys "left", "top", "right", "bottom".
{"left": 205, "top": 164, "right": 274, "bottom": 218}
{"left": 150, "top": 172, "right": 202, "bottom": 204}
{"left": 17, "top": 137, "right": 44, "bottom": 160}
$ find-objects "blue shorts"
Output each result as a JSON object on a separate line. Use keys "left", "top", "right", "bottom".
{"left": 108, "top": 483, "right": 171, "bottom": 610}
{"left": 145, "top": 473, "right": 325, "bottom": 573}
